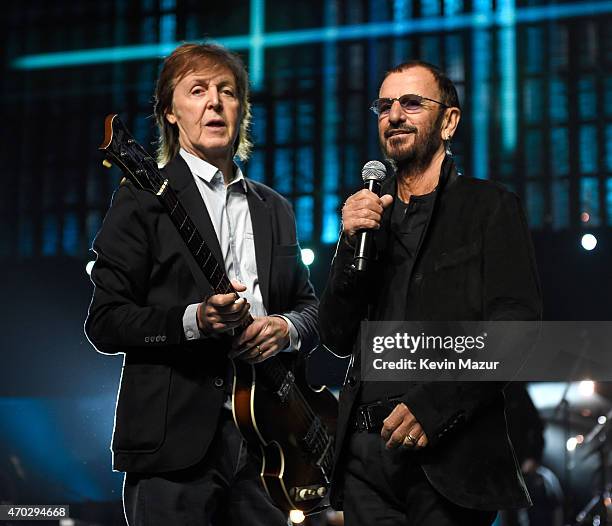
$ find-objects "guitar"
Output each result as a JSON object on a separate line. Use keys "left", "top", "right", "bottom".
{"left": 99, "top": 114, "right": 337, "bottom": 515}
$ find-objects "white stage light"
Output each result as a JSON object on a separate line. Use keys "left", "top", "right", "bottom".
{"left": 566, "top": 437, "right": 577, "bottom": 452}
{"left": 581, "top": 234, "right": 597, "bottom": 251}
{"left": 289, "top": 510, "right": 305, "bottom": 524}
{"left": 301, "top": 248, "right": 315, "bottom": 266}
{"left": 578, "top": 380, "right": 595, "bottom": 396}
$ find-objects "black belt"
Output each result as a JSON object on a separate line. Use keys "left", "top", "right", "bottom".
{"left": 352, "top": 399, "right": 401, "bottom": 433}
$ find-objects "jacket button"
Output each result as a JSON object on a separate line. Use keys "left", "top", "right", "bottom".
{"left": 214, "top": 377, "right": 225, "bottom": 388}
{"left": 414, "top": 273, "right": 423, "bottom": 282}
{"left": 347, "top": 376, "right": 357, "bottom": 387}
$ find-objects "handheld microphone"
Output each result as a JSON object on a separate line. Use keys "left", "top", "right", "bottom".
{"left": 353, "top": 160, "right": 387, "bottom": 272}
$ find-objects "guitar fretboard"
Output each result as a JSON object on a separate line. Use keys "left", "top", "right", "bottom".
{"left": 157, "top": 185, "right": 232, "bottom": 295}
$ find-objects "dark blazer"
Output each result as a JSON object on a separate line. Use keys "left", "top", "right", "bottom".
{"left": 85, "top": 155, "right": 318, "bottom": 473}
{"left": 319, "top": 157, "right": 542, "bottom": 511}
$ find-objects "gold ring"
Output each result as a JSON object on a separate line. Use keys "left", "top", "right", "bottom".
{"left": 403, "top": 433, "right": 417, "bottom": 446}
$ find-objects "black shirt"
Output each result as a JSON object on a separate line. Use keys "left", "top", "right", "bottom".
{"left": 359, "top": 189, "right": 436, "bottom": 404}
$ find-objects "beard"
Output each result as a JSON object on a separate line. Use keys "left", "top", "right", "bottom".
{"left": 380, "top": 109, "right": 445, "bottom": 178}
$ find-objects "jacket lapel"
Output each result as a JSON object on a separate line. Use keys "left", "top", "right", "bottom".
{"left": 386, "top": 156, "right": 458, "bottom": 257}
{"left": 374, "top": 175, "right": 397, "bottom": 258}
{"left": 409, "top": 155, "right": 457, "bottom": 268}
{"left": 246, "top": 180, "right": 272, "bottom": 312}
{"left": 163, "top": 155, "right": 225, "bottom": 293}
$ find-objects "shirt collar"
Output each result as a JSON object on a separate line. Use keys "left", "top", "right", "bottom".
{"left": 179, "top": 148, "right": 247, "bottom": 192}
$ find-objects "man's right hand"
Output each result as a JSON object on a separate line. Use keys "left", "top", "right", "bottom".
{"left": 197, "top": 280, "right": 250, "bottom": 335}
{"left": 341, "top": 189, "right": 393, "bottom": 244}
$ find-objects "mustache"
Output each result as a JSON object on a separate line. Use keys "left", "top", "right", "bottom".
{"left": 384, "top": 125, "right": 418, "bottom": 138}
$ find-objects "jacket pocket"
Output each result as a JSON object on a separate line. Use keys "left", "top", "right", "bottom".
{"left": 434, "top": 241, "right": 481, "bottom": 271}
{"left": 112, "top": 364, "right": 171, "bottom": 453}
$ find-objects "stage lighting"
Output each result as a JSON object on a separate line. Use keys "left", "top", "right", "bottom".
{"left": 566, "top": 436, "right": 577, "bottom": 451}
{"left": 581, "top": 234, "right": 597, "bottom": 251}
{"left": 85, "top": 260, "right": 95, "bottom": 276}
{"left": 289, "top": 510, "right": 305, "bottom": 524}
{"left": 301, "top": 248, "right": 315, "bottom": 266}
{"left": 598, "top": 415, "right": 607, "bottom": 425}
{"left": 579, "top": 380, "right": 595, "bottom": 396}
{"left": 580, "top": 212, "right": 590, "bottom": 223}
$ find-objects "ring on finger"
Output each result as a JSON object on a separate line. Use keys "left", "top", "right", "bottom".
{"left": 402, "top": 433, "right": 417, "bottom": 447}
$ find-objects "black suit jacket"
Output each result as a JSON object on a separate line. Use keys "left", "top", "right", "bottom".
{"left": 85, "top": 155, "right": 319, "bottom": 473}
{"left": 319, "top": 158, "right": 541, "bottom": 510}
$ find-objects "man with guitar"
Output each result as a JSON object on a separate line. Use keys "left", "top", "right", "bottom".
{"left": 86, "top": 43, "right": 318, "bottom": 525}
{"left": 319, "top": 62, "right": 542, "bottom": 525}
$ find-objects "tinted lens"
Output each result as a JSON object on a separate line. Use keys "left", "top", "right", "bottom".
{"left": 399, "top": 95, "right": 423, "bottom": 112}
{"left": 372, "top": 98, "right": 393, "bottom": 114}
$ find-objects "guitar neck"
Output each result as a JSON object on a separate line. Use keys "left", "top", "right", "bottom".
{"left": 156, "top": 182, "right": 233, "bottom": 296}
{"left": 101, "top": 114, "right": 235, "bottom": 298}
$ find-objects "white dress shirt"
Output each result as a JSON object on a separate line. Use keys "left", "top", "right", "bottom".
{"left": 179, "top": 148, "right": 299, "bottom": 350}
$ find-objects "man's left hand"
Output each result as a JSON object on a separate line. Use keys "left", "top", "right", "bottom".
{"left": 381, "top": 402, "right": 429, "bottom": 449}
{"left": 230, "top": 316, "right": 290, "bottom": 363}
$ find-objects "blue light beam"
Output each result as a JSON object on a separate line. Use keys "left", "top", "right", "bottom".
{"left": 12, "top": 2, "right": 612, "bottom": 71}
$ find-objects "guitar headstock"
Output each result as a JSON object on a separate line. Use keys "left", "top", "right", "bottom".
{"left": 99, "top": 114, "right": 163, "bottom": 193}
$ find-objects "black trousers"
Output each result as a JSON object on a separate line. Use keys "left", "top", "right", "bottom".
{"left": 342, "top": 431, "right": 498, "bottom": 526}
{"left": 123, "top": 409, "right": 288, "bottom": 526}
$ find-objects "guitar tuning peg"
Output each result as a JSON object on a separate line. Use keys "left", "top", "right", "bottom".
{"left": 102, "top": 159, "right": 112, "bottom": 168}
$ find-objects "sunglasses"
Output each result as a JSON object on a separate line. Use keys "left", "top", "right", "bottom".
{"left": 370, "top": 94, "right": 448, "bottom": 116}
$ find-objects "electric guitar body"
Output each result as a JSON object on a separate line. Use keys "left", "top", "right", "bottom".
{"left": 232, "top": 354, "right": 337, "bottom": 513}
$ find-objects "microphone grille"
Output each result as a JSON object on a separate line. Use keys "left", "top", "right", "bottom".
{"left": 361, "top": 160, "right": 387, "bottom": 182}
